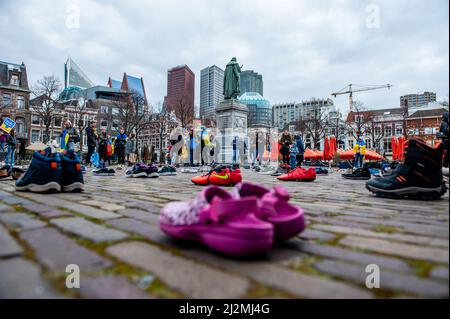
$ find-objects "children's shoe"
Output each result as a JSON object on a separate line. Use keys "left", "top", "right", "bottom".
{"left": 342, "top": 168, "right": 371, "bottom": 180}
{"left": 158, "top": 166, "right": 177, "bottom": 176}
{"left": 60, "top": 151, "right": 84, "bottom": 192}
{"left": 126, "top": 164, "right": 149, "bottom": 178}
{"left": 146, "top": 164, "right": 159, "bottom": 178}
{"left": 191, "top": 167, "right": 241, "bottom": 186}
{"left": 315, "top": 167, "right": 329, "bottom": 175}
{"left": 159, "top": 186, "right": 273, "bottom": 256}
{"left": 233, "top": 183, "right": 305, "bottom": 241}
{"left": 15, "top": 149, "right": 62, "bottom": 192}
{"left": 277, "top": 167, "right": 316, "bottom": 182}
{"left": 93, "top": 168, "right": 114, "bottom": 176}
{"left": 366, "top": 138, "right": 447, "bottom": 199}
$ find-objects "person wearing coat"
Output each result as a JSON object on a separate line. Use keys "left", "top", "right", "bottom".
{"left": 125, "top": 133, "right": 136, "bottom": 165}
{"left": 279, "top": 130, "right": 293, "bottom": 164}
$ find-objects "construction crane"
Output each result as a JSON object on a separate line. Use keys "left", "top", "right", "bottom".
{"left": 331, "top": 83, "right": 392, "bottom": 112}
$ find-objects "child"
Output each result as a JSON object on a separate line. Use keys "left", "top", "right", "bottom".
{"left": 289, "top": 143, "right": 298, "bottom": 170}
{"left": 5, "top": 129, "right": 17, "bottom": 172}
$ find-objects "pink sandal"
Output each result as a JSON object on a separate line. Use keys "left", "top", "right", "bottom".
{"left": 159, "top": 186, "right": 274, "bottom": 256}
{"left": 233, "top": 183, "right": 305, "bottom": 241}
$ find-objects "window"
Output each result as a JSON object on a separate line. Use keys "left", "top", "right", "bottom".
{"left": 384, "top": 126, "right": 392, "bottom": 137}
{"left": 100, "top": 119, "right": 108, "bottom": 128}
{"left": 31, "top": 130, "right": 40, "bottom": 143}
{"left": 112, "top": 107, "right": 120, "bottom": 116}
{"left": 101, "top": 105, "right": 109, "bottom": 114}
{"left": 395, "top": 126, "right": 403, "bottom": 136}
{"left": 289, "top": 125, "right": 295, "bottom": 132}
{"left": 355, "top": 115, "right": 364, "bottom": 123}
{"left": 365, "top": 139, "right": 372, "bottom": 149}
{"left": 15, "top": 117, "right": 25, "bottom": 134}
{"left": 54, "top": 117, "right": 62, "bottom": 127}
{"left": 10, "top": 74, "right": 19, "bottom": 86}
{"left": 17, "top": 96, "right": 25, "bottom": 109}
{"left": 32, "top": 115, "right": 40, "bottom": 125}
{"left": 348, "top": 140, "right": 354, "bottom": 148}
{"left": 2, "top": 93, "right": 11, "bottom": 107}
{"left": 374, "top": 127, "right": 381, "bottom": 136}
{"left": 383, "top": 138, "right": 392, "bottom": 153}
{"left": 53, "top": 131, "right": 61, "bottom": 144}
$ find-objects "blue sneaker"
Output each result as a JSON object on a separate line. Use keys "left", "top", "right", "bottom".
{"left": 15, "top": 148, "right": 62, "bottom": 192}
{"left": 315, "top": 167, "right": 329, "bottom": 175}
{"left": 158, "top": 166, "right": 177, "bottom": 176}
{"left": 61, "top": 151, "right": 84, "bottom": 192}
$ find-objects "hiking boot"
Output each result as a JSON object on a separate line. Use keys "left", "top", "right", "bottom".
{"left": 61, "top": 151, "right": 84, "bottom": 192}
{"left": 342, "top": 167, "right": 371, "bottom": 180}
{"left": 15, "top": 148, "right": 62, "bottom": 192}
{"left": 366, "top": 138, "right": 447, "bottom": 199}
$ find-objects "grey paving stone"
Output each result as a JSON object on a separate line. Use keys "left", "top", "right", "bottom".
{"left": 0, "top": 203, "right": 12, "bottom": 212}
{"left": 0, "top": 213, "right": 47, "bottom": 230}
{"left": 115, "top": 208, "right": 159, "bottom": 224}
{"left": 289, "top": 239, "right": 413, "bottom": 273}
{"left": 340, "top": 236, "right": 449, "bottom": 264}
{"left": 315, "top": 259, "right": 449, "bottom": 298}
{"left": 80, "top": 200, "right": 125, "bottom": 211}
{"left": 107, "top": 218, "right": 169, "bottom": 245}
{"left": 79, "top": 275, "right": 154, "bottom": 299}
{"left": 21, "top": 203, "right": 74, "bottom": 218}
{"left": 0, "top": 258, "right": 65, "bottom": 298}
{"left": 0, "top": 223, "right": 23, "bottom": 257}
{"left": 50, "top": 217, "right": 128, "bottom": 243}
{"left": 313, "top": 224, "right": 449, "bottom": 248}
{"left": 184, "top": 248, "right": 373, "bottom": 299}
{"left": 20, "top": 228, "right": 112, "bottom": 272}
{"left": 106, "top": 241, "right": 250, "bottom": 298}
{"left": 299, "top": 229, "right": 336, "bottom": 242}
{"left": 430, "top": 267, "right": 449, "bottom": 281}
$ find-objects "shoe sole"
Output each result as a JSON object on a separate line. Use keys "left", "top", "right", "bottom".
{"left": 15, "top": 182, "right": 61, "bottom": 193}
{"left": 93, "top": 173, "right": 115, "bottom": 176}
{"left": 63, "top": 182, "right": 84, "bottom": 192}
{"left": 160, "top": 222, "right": 273, "bottom": 256}
{"left": 158, "top": 172, "right": 177, "bottom": 176}
{"left": 147, "top": 172, "right": 159, "bottom": 178}
{"left": 126, "top": 172, "right": 148, "bottom": 178}
{"left": 342, "top": 176, "right": 371, "bottom": 180}
{"left": 366, "top": 183, "right": 447, "bottom": 199}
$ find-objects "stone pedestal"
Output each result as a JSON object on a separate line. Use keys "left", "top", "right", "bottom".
{"left": 215, "top": 99, "right": 248, "bottom": 163}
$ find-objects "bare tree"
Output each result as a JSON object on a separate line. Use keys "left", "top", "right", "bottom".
{"left": 64, "top": 90, "right": 91, "bottom": 151}
{"left": 171, "top": 94, "right": 194, "bottom": 128}
{"left": 304, "top": 105, "right": 329, "bottom": 149}
{"left": 31, "top": 75, "right": 62, "bottom": 143}
{"left": 344, "top": 101, "right": 372, "bottom": 140}
{"left": 366, "top": 119, "right": 385, "bottom": 152}
{"left": 148, "top": 102, "right": 178, "bottom": 163}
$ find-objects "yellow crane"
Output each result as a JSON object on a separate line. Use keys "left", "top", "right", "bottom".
{"left": 331, "top": 83, "right": 392, "bottom": 112}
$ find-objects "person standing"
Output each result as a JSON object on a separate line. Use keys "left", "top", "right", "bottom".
{"left": 98, "top": 129, "right": 108, "bottom": 167}
{"left": 60, "top": 120, "right": 79, "bottom": 152}
{"left": 115, "top": 128, "right": 127, "bottom": 165}
{"left": 279, "top": 130, "right": 293, "bottom": 165}
{"left": 353, "top": 137, "right": 366, "bottom": 169}
{"left": 126, "top": 133, "right": 136, "bottom": 166}
{"left": 5, "top": 129, "right": 16, "bottom": 172}
{"left": 295, "top": 135, "right": 305, "bottom": 167}
{"left": 289, "top": 142, "right": 298, "bottom": 169}
{"left": 85, "top": 120, "right": 98, "bottom": 166}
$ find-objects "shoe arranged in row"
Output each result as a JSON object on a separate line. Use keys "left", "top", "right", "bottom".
{"left": 159, "top": 182, "right": 305, "bottom": 256}
{"left": 342, "top": 167, "right": 371, "bottom": 180}
{"left": 15, "top": 148, "right": 84, "bottom": 193}
{"left": 366, "top": 137, "right": 447, "bottom": 199}
{"left": 315, "top": 167, "right": 329, "bottom": 175}
{"left": 93, "top": 167, "right": 116, "bottom": 176}
{"left": 158, "top": 166, "right": 177, "bottom": 176}
{"left": 125, "top": 163, "right": 159, "bottom": 178}
{"left": 270, "top": 164, "right": 291, "bottom": 176}
{"left": 277, "top": 167, "right": 316, "bottom": 182}
{"left": 191, "top": 166, "right": 242, "bottom": 186}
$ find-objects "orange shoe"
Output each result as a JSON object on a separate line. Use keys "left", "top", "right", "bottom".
{"left": 192, "top": 167, "right": 242, "bottom": 186}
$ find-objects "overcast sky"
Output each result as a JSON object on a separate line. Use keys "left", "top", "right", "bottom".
{"left": 1, "top": 0, "right": 448, "bottom": 113}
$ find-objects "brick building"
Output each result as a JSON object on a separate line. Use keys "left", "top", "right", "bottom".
{"left": 164, "top": 65, "right": 195, "bottom": 125}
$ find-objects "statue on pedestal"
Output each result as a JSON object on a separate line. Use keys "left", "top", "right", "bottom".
{"left": 223, "top": 57, "right": 242, "bottom": 100}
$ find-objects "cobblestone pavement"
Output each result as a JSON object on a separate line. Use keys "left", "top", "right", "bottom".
{"left": 0, "top": 168, "right": 448, "bottom": 298}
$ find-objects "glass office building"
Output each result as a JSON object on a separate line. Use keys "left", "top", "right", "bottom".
{"left": 238, "top": 92, "right": 272, "bottom": 128}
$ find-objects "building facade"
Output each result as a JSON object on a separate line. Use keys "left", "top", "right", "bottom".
{"left": 0, "top": 61, "right": 31, "bottom": 144}
{"left": 164, "top": 65, "right": 195, "bottom": 122}
{"left": 238, "top": 92, "right": 272, "bottom": 128}
{"left": 239, "top": 70, "right": 263, "bottom": 96}
{"left": 200, "top": 65, "right": 224, "bottom": 121}
{"left": 400, "top": 92, "right": 436, "bottom": 108}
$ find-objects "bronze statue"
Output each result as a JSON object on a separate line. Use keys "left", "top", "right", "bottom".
{"left": 223, "top": 57, "right": 242, "bottom": 100}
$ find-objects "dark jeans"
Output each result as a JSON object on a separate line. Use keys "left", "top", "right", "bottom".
{"left": 87, "top": 144, "right": 95, "bottom": 165}
{"left": 117, "top": 147, "right": 125, "bottom": 164}
{"left": 354, "top": 153, "right": 364, "bottom": 168}
{"left": 296, "top": 154, "right": 304, "bottom": 167}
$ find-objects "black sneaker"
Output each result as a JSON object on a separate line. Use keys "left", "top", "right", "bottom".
{"left": 366, "top": 138, "right": 447, "bottom": 199}
{"left": 61, "top": 151, "right": 84, "bottom": 192}
{"left": 158, "top": 166, "right": 177, "bottom": 176}
{"left": 126, "top": 164, "right": 149, "bottom": 178}
{"left": 93, "top": 168, "right": 114, "bottom": 176}
{"left": 342, "top": 168, "right": 371, "bottom": 180}
{"left": 146, "top": 164, "right": 159, "bottom": 178}
{"left": 15, "top": 148, "right": 62, "bottom": 192}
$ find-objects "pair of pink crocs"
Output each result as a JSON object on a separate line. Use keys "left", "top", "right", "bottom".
{"left": 159, "top": 183, "right": 305, "bottom": 256}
